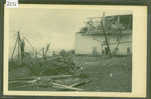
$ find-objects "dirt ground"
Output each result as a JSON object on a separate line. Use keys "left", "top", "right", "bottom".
{"left": 73, "top": 55, "right": 132, "bottom": 92}
{"left": 9, "top": 55, "right": 132, "bottom": 92}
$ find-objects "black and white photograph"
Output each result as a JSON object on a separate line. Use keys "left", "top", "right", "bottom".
{"left": 3, "top": 5, "right": 147, "bottom": 97}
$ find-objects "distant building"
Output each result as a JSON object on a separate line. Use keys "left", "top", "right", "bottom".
{"left": 75, "top": 12, "right": 132, "bottom": 55}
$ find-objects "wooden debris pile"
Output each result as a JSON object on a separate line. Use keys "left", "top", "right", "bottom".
{"left": 9, "top": 75, "right": 90, "bottom": 91}
{"left": 27, "top": 54, "right": 77, "bottom": 76}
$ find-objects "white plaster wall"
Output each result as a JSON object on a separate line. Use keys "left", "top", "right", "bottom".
{"left": 75, "top": 33, "right": 132, "bottom": 55}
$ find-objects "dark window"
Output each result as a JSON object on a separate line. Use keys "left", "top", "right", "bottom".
{"left": 119, "top": 15, "right": 132, "bottom": 30}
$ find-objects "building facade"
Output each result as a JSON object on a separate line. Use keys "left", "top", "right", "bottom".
{"left": 75, "top": 13, "right": 132, "bottom": 56}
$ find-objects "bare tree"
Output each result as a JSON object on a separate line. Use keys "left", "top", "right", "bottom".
{"left": 100, "top": 12, "right": 112, "bottom": 56}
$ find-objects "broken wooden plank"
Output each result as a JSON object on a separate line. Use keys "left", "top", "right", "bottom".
{"left": 70, "top": 80, "right": 90, "bottom": 87}
{"left": 52, "top": 82, "right": 84, "bottom": 91}
{"left": 9, "top": 75, "right": 72, "bottom": 81}
{"left": 9, "top": 77, "right": 41, "bottom": 84}
{"left": 14, "top": 84, "right": 35, "bottom": 88}
{"left": 38, "top": 75, "right": 72, "bottom": 80}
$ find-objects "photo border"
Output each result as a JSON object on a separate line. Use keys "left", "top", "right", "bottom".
{"left": 0, "top": 0, "right": 151, "bottom": 99}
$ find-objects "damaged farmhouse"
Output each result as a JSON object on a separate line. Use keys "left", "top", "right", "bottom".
{"left": 75, "top": 12, "right": 132, "bottom": 56}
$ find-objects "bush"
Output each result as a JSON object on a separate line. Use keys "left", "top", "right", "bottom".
{"left": 59, "top": 49, "right": 66, "bottom": 57}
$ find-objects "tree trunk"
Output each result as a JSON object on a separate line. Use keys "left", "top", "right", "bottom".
{"left": 100, "top": 17, "right": 112, "bottom": 56}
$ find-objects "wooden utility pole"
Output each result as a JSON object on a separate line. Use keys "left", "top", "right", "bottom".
{"left": 11, "top": 31, "right": 21, "bottom": 60}
{"left": 17, "top": 31, "right": 21, "bottom": 60}
{"left": 11, "top": 31, "right": 25, "bottom": 63}
{"left": 11, "top": 36, "right": 18, "bottom": 60}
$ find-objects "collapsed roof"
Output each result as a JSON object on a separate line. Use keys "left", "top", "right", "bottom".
{"left": 78, "top": 14, "right": 132, "bottom": 36}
